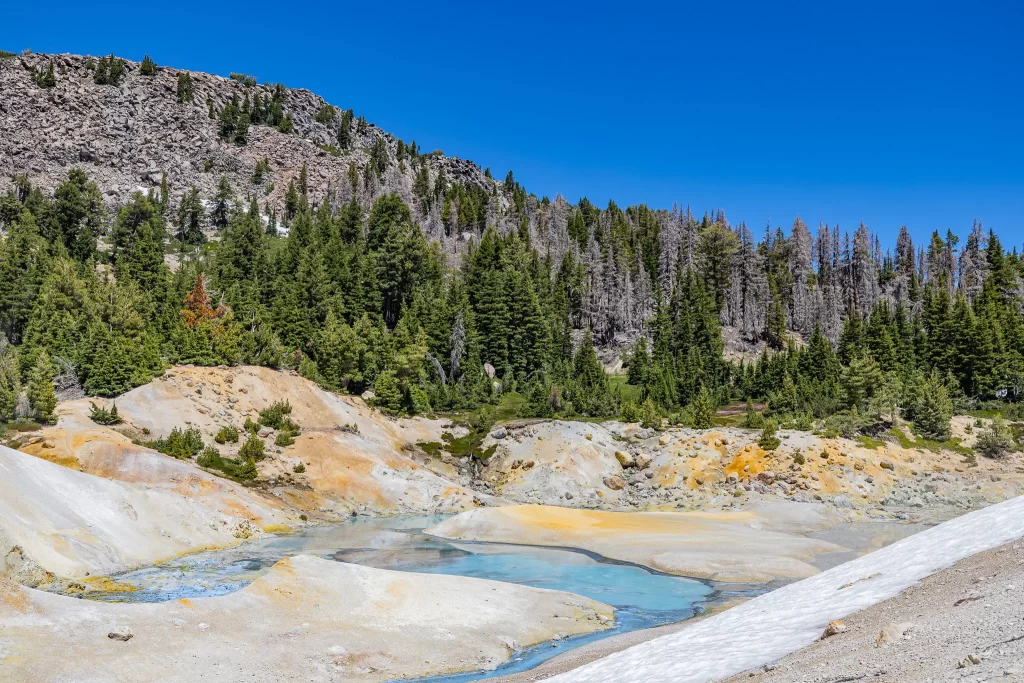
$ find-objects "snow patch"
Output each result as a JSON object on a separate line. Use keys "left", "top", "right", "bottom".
{"left": 547, "top": 495, "right": 1024, "bottom": 683}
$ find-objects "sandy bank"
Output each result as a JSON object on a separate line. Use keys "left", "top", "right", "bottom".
{"left": 426, "top": 501, "right": 844, "bottom": 582}
{"left": 0, "top": 554, "right": 613, "bottom": 682}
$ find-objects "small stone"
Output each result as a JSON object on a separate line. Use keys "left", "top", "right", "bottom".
{"left": 821, "top": 621, "right": 847, "bottom": 639}
{"left": 880, "top": 460, "right": 895, "bottom": 471}
{"left": 875, "top": 622, "right": 914, "bottom": 646}
{"left": 107, "top": 627, "right": 134, "bottom": 641}
{"left": 659, "top": 435, "right": 670, "bottom": 446}
{"left": 585, "top": 433, "right": 593, "bottom": 441}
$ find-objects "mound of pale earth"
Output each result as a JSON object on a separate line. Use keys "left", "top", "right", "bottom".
{"left": 0, "top": 445, "right": 261, "bottom": 588}
{"left": 47, "top": 366, "right": 486, "bottom": 514}
{"left": 720, "top": 540, "right": 1024, "bottom": 683}
{"left": 427, "top": 502, "right": 845, "bottom": 582}
{"left": 483, "top": 421, "right": 626, "bottom": 505}
{"left": 19, "top": 410, "right": 300, "bottom": 528}
{"left": 0, "top": 555, "right": 614, "bottom": 683}
{"left": 485, "top": 421, "right": 1024, "bottom": 513}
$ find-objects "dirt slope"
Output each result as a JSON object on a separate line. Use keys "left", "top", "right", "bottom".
{"left": 22, "top": 365, "right": 488, "bottom": 515}
{"left": 0, "top": 445, "right": 261, "bottom": 588}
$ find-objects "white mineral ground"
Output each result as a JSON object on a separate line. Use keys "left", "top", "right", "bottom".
{"left": 0, "top": 555, "right": 613, "bottom": 682}
{"left": 426, "top": 501, "right": 846, "bottom": 583}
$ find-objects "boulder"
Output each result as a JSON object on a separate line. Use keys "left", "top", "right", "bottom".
{"left": 614, "top": 450, "right": 635, "bottom": 468}
{"left": 634, "top": 453, "right": 653, "bottom": 470}
{"left": 603, "top": 475, "right": 625, "bottom": 491}
{"left": 880, "top": 459, "right": 895, "bottom": 471}
{"left": 490, "top": 427, "right": 507, "bottom": 440}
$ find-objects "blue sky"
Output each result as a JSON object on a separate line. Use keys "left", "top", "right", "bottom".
{"left": 2, "top": 1, "right": 1022, "bottom": 246}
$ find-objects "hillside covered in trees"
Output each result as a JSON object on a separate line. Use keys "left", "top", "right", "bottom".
{"left": 1, "top": 50, "right": 1022, "bottom": 448}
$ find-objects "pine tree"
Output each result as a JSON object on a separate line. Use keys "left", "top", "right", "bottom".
{"left": 690, "top": 383, "right": 715, "bottom": 428}
{"left": 914, "top": 369, "right": 953, "bottom": 441}
{"left": 373, "top": 370, "right": 404, "bottom": 413}
{"left": 27, "top": 350, "right": 58, "bottom": 424}
{"left": 139, "top": 55, "right": 157, "bottom": 76}
{"left": 176, "top": 72, "right": 194, "bottom": 103}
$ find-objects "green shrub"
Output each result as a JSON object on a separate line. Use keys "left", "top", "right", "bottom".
{"left": 759, "top": 419, "right": 781, "bottom": 451}
{"left": 88, "top": 401, "right": 122, "bottom": 425}
{"left": 743, "top": 399, "right": 764, "bottom": 428}
{"left": 620, "top": 400, "right": 642, "bottom": 423}
{"left": 793, "top": 413, "right": 813, "bottom": 431}
{"left": 214, "top": 425, "right": 240, "bottom": 444}
{"left": 976, "top": 416, "right": 1015, "bottom": 459}
{"left": 229, "top": 72, "right": 257, "bottom": 87}
{"left": 275, "top": 432, "right": 295, "bottom": 447}
{"left": 292, "top": 462, "right": 306, "bottom": 473}
{"left": 238, "top": 433, "right": 265, "bottom": 461}
{"left": 243, "top": 416, "right": 258, "bottom": 433}
{"left": 150, "top": 426, "right": 204, "bottom": 459}
{"left": 197, "top": 446, "right": 257, "bottom": 480}
{"left": 258, "top": 400, "right": 293, "bottom": 429}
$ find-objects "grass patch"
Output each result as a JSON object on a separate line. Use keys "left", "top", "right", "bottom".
{"left": 856, "top": 435, "right": 886, "bottom": 450}
{"left": 886, "top": 426, "right": 973, "bottom": 455}
{"left": 609, "top": 375, "right": 641, "bottom": 404}
{"left": 417, "top": 441, "right": 443, "bottom": 457}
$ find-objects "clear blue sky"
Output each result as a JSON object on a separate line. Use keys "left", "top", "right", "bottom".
{"left": 3, "top": 1, "right": 1022, "bottom": 246}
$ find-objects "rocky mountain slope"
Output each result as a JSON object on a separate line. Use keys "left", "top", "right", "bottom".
{"left": 0, "top": 51, "right": 515, "bottom": 250}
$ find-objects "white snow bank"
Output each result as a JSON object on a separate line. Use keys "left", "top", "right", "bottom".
{"left": 547, "top": 495, "right": 1024, "bottom": 683}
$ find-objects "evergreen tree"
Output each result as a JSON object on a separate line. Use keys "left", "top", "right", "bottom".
{"left": 690, "top": 383, "right": 716, "bottom": 428}
{"left": 176, "top": 72, "right": 194, "bottom": 103}
{"left": 139, "top": 54, "right": 157, "bottom": 76}
{"left": 27, "top": 350, "right": 58, "bottom": 424}
{"left": 914, "top": 369, "right": 953, "bottom": 440}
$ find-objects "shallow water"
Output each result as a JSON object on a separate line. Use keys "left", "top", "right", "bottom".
{"left": 82, "top": 515, "right": 725, "bottom": 680}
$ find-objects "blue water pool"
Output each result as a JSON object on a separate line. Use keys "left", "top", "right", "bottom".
{"left": 83, "top": 515, "right": 731, "bottom": 681}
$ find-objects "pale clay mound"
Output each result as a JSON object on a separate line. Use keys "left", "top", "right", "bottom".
{"left": 0, "top": 554, "right": 613, "bottom": 683}
{"left": 23, "top": 365, "right": 488, "bottom": 516}
{"left": 0, "top": 445, "right": 261, "bottom": 587}
{"left": 426, "top": 502, "right": 845, "bottom": 582}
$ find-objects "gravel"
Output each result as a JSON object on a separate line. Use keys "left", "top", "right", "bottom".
{"left": 719, "top": 540, "right": 1024, "bottom": 683}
